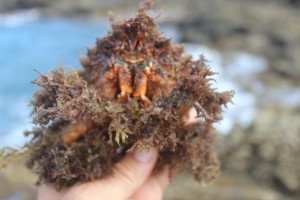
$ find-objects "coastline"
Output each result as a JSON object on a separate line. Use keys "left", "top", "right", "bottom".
{"left": 1, "top": 1, "right": 300, "bottom": 199}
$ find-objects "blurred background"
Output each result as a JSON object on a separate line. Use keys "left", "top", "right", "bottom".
{"left": 0, "top": 0, "right": 300, "bottom": 199}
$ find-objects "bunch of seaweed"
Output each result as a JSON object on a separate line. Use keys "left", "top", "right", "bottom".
{"left": 1, "top": 0, "right": 234, "bottom": 189}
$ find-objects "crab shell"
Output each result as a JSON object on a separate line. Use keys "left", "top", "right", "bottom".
{"left": 63, "top": 51, "right": 168, "bottom": 144}
{"left": 98, "top": 50, "right": 168, "bottom": 105}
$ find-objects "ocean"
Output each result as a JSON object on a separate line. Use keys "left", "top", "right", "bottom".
{"left": 0, "top": 10, "right": 109, "bottom": 147}
{"left": 0, "top": 9, "right": 271, "bottom": 148}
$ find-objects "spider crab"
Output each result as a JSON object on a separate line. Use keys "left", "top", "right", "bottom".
{"left": 63, "top": 33, "right": 169, "bottom": 143}
{"left": 99, "top": 31, "right": 168, "bottom": 106}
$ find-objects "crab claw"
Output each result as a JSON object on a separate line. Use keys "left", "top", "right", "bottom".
{"left": 140, "top": 95, "right": 151, "bottom": 105}
{"left": 133, "top": 68, "right": 152, "bottom": 105}
{"left": 117, "top": 65, "right": 133, "bottom": 103}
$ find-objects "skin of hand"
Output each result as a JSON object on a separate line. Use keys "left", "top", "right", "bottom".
{"left": 37, "top": 148, "right": 170, "bottom": 200}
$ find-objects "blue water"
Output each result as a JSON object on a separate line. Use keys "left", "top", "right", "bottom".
{"left": 0, "top": 14, "right": 179, "bottom": 147}
{"left": 1, "top": 12, "right": 284, "bottom": 149}
{"left": 0, "top": 17, "right": 108, "bottom": 146}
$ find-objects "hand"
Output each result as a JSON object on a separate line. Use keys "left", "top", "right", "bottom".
{"left": 37, "top": 148, "right": 169, "bottom": 200}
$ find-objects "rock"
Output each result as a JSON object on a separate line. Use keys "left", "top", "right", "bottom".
{"left": 0, "top": 159, "right": 36, "bottom": 200}
{"left": 0, "top": 0, "right": 183, "bottom": 17}
{"left": 164, "top": 171, "right": 285, "bottom": 200}
{"left": 218, "top": 104, "right": 300, "bottom": 197}
{"left": 177, "top": 0, "right": 300, "bottom": 87}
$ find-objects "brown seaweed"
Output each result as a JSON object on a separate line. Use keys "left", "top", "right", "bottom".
{"left": 2, "top": 0, "right": 234, "bottom": 190}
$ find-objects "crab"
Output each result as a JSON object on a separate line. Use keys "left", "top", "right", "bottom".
{"left": 99, "top": 44, "right": 168, "bottom": 105}
{"left": 63, "top": 46, "right": 167, "bottom": 144}
{"left": 63, "top": 33, "right": 169, "bottom": 144}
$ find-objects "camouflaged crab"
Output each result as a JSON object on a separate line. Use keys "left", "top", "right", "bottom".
{"left": 99, "top": 43, "right": 167, "bottom": 106}
{"left": 18, "top": 0, "right": 234, "bottom": 189}
{"left": 63, "top": 47, "right": 168, "bottom": 143}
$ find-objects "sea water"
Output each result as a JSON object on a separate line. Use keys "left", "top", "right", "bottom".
{"left": 0, "top": 9, "right": 272, "bottom": 148}
{"left": 0, "top": 11, "right": 108, "bottom": 147}
{"left": 0, "top": 10, "right": 182, "bottom": 148}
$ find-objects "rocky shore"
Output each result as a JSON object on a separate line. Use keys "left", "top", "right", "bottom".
{"left": 3, "top": 0, "right": 298, "bottom": 86}
{"left": 1, "top": 0, "right": 300, "bottom": 199}
{"left": 175, "top": 1, "right": 300, "bottom": 199}
{"left": 178, "top": 0, "right": 300, "bottom": 88}
{"left": 0, "top": 0, "right": 183, "bottom": 17}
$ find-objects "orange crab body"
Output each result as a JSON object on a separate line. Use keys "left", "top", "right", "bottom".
{"left": 99, "top": 50, "right": 167, "bottom": 105}
{"left": 63, "top": 11, "right": 173, "bottom": 144}
{"left": 64, "top": 50, "right": 168, "bottom": 143}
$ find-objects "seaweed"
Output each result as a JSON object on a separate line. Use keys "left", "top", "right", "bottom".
{"left": 0, "top": 0, "right": 234, "bottom": 190}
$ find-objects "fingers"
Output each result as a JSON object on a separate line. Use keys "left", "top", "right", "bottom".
{"left": 185, "top": 107, "right": 198, "bottom": 125}
{"left": 62, "top": 148, "right": 158, "bottom": 200}
{"left": 37, "top": 184, "right": 64, "bottom": 200}
{"left": 130, "top": 165, "right": 170, "bottom": 200}
{"left": 107, "top": 147, "right": 159, "bottom": 198}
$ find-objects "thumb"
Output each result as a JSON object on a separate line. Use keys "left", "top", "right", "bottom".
{"left": 62, "top": 147, "right": 158, "bottom": 200}
{"left": 107, "top": 147, "right": 158, "bottom": 198}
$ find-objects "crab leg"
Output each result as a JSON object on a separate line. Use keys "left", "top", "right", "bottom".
{"left": 117, "top": 64, "right": 133, "bottom": 102}
{"left": 98, "top": 63, "right": 118, "bottom": 100}
{"left": 144, "top": 61, "right": 168, "bottom": 100}
{"left": 63, "top": 118, "right": 94, "bottom": 143}
{"left": 133, "top": 68, "right": 151, "bottom": 105}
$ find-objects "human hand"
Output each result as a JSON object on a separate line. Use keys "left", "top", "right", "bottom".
{"left": 37, "top": 148, "right": 169, "bottom": 200}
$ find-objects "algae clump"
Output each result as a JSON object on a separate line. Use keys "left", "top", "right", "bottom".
{"left": 1, "top": 0, "right": 234, "bottom": 190}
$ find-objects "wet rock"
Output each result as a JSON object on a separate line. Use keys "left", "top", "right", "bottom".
{"left": 0, "top": 0, "right": 182, "bottom": 17}
{"left": 0, "top": 159, "right": 36, "bottom": 200}
{"left": 164, "top": 171, "right": 286, "bottom": 200}
{"left": 287, "top": 0, "right": 300, "bottom": 6}
{"left": 177, "top": 0, "right": 300, "bottom": 87}
{"left": 218, "top": 104, "right": 300, "bottom": 197}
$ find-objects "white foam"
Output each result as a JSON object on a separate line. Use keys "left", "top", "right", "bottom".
{"left": 224, "top": 52, "right": 268, "bottom": 79}
{"left": 0, "top": 9, "right": 39, "bottom": 27}
{"left": 185, "top": 44, "right": 266, "bottom": 134}
{"left": 185, "top": 44, "right": 223, "bottom": 74}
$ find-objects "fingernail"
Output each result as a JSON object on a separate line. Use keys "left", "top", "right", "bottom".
{"left": 134, "top": 148, "right": 155, "bottom": 163}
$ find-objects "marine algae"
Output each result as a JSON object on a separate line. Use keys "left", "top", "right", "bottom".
{"left": 1, "top": 0, "right": 234, "bottom": 190}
